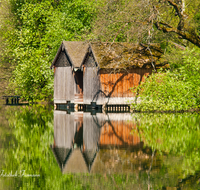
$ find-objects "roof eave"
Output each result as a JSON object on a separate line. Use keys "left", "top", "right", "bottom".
{"left": 88, "top": 43, "right": 100, "bottom": 68}
{"left": 50, "top": 42, "right": 63, "bottom": 69}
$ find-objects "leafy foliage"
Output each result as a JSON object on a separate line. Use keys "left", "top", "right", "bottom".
{"left": 132, "top": 47, "right": 200, "bottom": 111}
{"left": 1, "top": 0, "right": 200, "bottom": 102}
{"left": 1, "top": 0, "right": 98, "bottom": 101}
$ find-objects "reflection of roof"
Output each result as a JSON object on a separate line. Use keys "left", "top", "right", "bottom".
{"left": 90, "top": 42, "right": 166, "bottom": 69}
{"left": 62, "top": 149, "right": 89, "bottom": 173}
{"left": 82, "top": 150, "right": 98, "bottom": 171}
{"left": 51, "top": 146, "right": 98, "bottom": 173}
{"left": 51, "top": 146, "right": 71, "bottom": 170}
{"left": 90, "top": 148, "right": 154, "bottom": 174}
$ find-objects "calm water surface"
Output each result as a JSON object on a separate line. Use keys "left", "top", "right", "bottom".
{"left": 0, "top": 105, "right": 200, "bottom": 190}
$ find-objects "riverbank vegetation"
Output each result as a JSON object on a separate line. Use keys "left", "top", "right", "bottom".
{"left": 0, "top": 0, "right": 199, "bottom": 110}
{"left": 132, "top": 47, "right": 200, "bottom": 111}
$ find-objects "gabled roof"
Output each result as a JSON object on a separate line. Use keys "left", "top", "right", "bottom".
{"left": 82, "top": 150, "right": 98, "bottom": 172}
{"left": 51, "top": 41, "right": 88, "bottom": 69}
{"left": 89, "top": 42, "right": 167, "bottom": 69}
{"left": 51, "top": 145, "right": 98, "bottom": 174}
{"left": 51, "top": 41, "right": 168, "bottom": 69}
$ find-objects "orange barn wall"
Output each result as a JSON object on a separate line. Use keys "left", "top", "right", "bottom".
{"left": 99, "top": 69, "right": 152, "bottom": 97}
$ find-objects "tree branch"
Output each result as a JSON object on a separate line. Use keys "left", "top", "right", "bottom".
{"left": 154, "top": 21, "right": 200, "bottom": 48}
{"left": 166, "top": 0, "right": 185, "bottom": 30}
{"left": 166, "top": 0, "right": 181, "bottom": 16}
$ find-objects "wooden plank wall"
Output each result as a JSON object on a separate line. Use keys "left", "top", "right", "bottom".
{"left": 53, "top": 112, "right": 141, "bottom": 150}
{"left": 83, "top": 67, "right": 101, "bottom": 104}
{"left": 54, "top": 67, "right": 74, "bottom": 103}
{"left": 99, "top": 68, "right": 152, "bottom": 99}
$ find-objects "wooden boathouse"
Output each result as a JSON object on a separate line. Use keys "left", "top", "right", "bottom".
{"left": 50, "top": 41, "right": 167, "bottom": 107}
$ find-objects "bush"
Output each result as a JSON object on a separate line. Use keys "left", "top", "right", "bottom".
{"left": 132, "top": 47, "right": 200, "bottom": 111}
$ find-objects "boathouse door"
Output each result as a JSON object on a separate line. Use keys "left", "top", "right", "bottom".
{"left": 74, "top": 70, "right": 83, "bottom": 103}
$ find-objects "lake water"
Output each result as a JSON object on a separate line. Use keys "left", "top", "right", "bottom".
{"left": 0, "top": 105, "right": 200, "bottom": 189}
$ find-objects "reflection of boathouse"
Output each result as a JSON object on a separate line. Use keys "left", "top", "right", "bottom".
{"left": 51, "top": 111, "right": 151, "bottom": 174}
{"left": 50, "top": 41, "right": 166, "bottom": 106}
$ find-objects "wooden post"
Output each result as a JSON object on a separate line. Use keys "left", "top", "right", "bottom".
{"left": 17, "top": 97, "right": 19, "bottom": 104}
{"left": 6, "top": 98, "right": 9, "bottom": 105}
{"left": 14, "top": 98, "right": 17, "bottom": 105}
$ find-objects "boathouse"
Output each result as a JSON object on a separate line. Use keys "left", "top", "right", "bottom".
{"left": 50, "top": 41, "right": 166, "bottom": 105}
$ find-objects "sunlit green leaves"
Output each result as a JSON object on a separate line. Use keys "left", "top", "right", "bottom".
{"left": 2, "top": 0, "right": 98, "bottom": 101}
{"left": 132, "top": 47, "right": 200, "bottom": 111}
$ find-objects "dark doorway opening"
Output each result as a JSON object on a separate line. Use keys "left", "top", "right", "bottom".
{"left": 74, "top": 70, "right": 83, "bottom": 102}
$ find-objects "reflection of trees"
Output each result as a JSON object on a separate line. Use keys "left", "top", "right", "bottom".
{"left": 2, "top": 106, "right": 200, "bottom": 189}
{"left": 3, "top": 105, "right": 64, "bottom": 189}
{"left": 134, "top": 112, "right": 200, "bottom": 188}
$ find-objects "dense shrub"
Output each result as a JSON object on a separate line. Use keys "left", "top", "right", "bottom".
{"left": 132, "top": 47, "right": 200, "bottom": 111}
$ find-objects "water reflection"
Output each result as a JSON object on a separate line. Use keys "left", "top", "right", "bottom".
{"left": 51, "top": 111, "right": 156, "bottom": 174}
{"left": 1, "top": 105, "right": 200, "bottom": 189}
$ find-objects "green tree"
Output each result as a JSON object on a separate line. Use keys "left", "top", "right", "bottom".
{"left": 92, "top": 0, "right": 200, "bottom": 48}
{"left": 153, "top": 0, "right": 200, "bottom": 47}
{"left": 132, "top": 47, "right": 200, "bottom": 111}
{"left": 1, "top": 0, "right": 98, "bottom": 101}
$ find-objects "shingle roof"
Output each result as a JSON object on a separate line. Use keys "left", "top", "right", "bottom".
{"left": 51, "top": 41, "right": 88, "bottom": 69}
{"left": 63, "top": 41, "right": 88, "bottom": 68}
{"left": 50, "top": 146, "right": 71, "bottom": 171}
{"left": 51, "top": 41, "right": 168, "bottom": 69}
{"left": 89, "top": 42, "right": 168, "bottom": 69}
{"left": 62, "top": 149, "right": 89, "bottom": 173}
